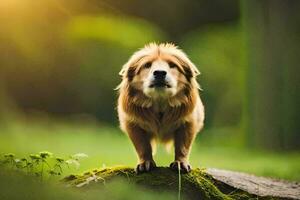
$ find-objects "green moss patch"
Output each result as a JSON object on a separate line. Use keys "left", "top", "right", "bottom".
{"left": 62, "top": 166, "right": 276, "bottom": 200}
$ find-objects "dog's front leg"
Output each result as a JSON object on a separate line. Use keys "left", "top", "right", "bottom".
{"left": 126, "top": 123, "right": 156, "bottom": 173}
{"left": 170, "top": 122, "right": 196, "bottom": 173}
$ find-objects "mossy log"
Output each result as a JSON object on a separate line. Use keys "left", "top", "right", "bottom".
{"left": 63, "top": 166, "right": 300, "bottom": 200}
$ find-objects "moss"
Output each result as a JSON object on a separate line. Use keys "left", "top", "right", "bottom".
{"left": 62, "top": 166, "right": 275, "bottom": 200}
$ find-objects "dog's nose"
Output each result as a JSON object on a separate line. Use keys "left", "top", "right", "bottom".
{"left": 153, "top": 70, "right": 167, "bottom": 79}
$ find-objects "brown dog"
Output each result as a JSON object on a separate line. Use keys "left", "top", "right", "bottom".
{"left": 117, "top": 43, "right": 204, "bottom": 173}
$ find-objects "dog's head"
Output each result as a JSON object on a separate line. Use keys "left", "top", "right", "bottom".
{"left": 118, "top": 43, "right": 200, "bottom": 101}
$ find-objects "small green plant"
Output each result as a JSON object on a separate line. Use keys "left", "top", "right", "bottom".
{"left": 177, "top": 162, "right": 182, "bottom": 200}
{"left": 0, "top": 151, "right": 88, "bottom": 181}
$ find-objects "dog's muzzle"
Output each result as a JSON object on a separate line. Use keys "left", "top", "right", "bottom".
{"left": 149, "top": 70, "right": 171, "bottom": 88}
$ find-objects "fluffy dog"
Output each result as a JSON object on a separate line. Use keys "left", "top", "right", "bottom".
{"left": 117, "top": 43, "right": 204, "bottom": 173}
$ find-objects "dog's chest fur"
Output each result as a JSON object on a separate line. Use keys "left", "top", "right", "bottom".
{"left": 145, "top": 100, "right": 181, "bottom": 140}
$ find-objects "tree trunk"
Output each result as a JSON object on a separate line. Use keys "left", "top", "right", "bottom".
{"left": 243, "top": 0, "right": 300, "bottom": 150}
{"left": 63, "top": 167, "right": 300, "bottom": 200}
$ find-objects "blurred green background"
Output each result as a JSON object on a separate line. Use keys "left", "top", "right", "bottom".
{"left": 0, "top": 0, "right": 300, "bottom": 189}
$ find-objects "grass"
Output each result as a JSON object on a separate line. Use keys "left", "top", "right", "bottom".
{"left": 0, "top": 168, "right": 177, "bottom": 200}
{"left": 0, "top": 117, "right": 300, "bottom": 181}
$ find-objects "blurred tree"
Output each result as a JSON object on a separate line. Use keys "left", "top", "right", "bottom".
{"left": 98, "top": 0, "right": 240, "bottom": 40}
{"left": 243, "top": 0, "right": 300, "bottom": 150}
{"left": 182, "top": 24, "right": 245, "bottom": 128}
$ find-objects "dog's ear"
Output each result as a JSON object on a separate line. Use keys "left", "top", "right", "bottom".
{"left": 190, "top": 63, "right": 200, "bottom": 77}
{"left": 119, "top": 64, "right": 136, "bottom": 81}
{"left": 183, "top": 62, "right": 200, "bottom": 78}
{"left": 173, "top": 54, "right": 200, "bottom": 78}
{"left": 119, "top": 53, "right": 146, "bottom": 80}
{"left": 119, "top": 67, "right": 126, "bottom": 77}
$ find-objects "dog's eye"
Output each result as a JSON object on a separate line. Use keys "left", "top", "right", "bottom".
{"left": 143, "top": 62, "right": 152, "bottom": 69}
{"left": 168, "top": 61, "right": 178, "bottom": 69}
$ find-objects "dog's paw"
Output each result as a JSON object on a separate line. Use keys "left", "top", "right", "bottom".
{"left": 169, "top": 161, "right": 191, "bottom": 173}
{"left": 136, "top": 160, "right": 156, "bottom": 174}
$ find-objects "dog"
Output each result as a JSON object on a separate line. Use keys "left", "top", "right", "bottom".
{"left": 117, "top": 43, "right": 204, "bottom": 173}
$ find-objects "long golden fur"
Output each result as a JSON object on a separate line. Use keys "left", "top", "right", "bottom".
{"left": 117, "top": 43, "right": 204, "bottom": 173}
